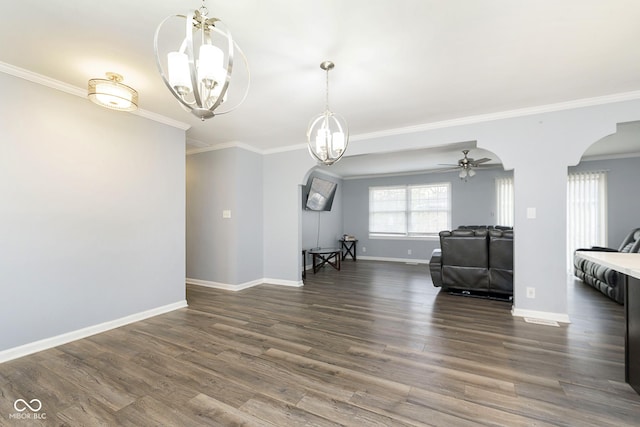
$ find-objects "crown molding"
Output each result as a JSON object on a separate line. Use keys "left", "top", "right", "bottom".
{"left": 186, "top": 140, "right": 265, "bottom": 156}
{"left": 0, "top": 61, "right": 190, "bottom": 131}
{"left": 349, "top": 91, "right": 640, "bottom": 143}
{"left": 263, "top": 142, "right": 307, "bottom": 155}
{"left": 7, "top": 59, "right": 639, "bottom": 152}
{"left": 0, "top": 61, "right": 84, "bottom": 97}
{"left": 581, "top": 151, "right": 640, "bottom": 162}
{"left": 263, "top": 90, "right": 640, "bottom": 155}
{"left": 133, "top": 109, "right": 190, "bottom": 130}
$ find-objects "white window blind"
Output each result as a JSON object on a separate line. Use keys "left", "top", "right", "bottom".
{"left": 566, "top": 171, "right": 607, "bottom": 270}
{"left": 369, "top": 183, "right": 450, "bottom": 237}
{"left": 369, "top": 186, "right": 407, "bottom": 235}
{"left": 495, "top": 177, "right": 514, "bottom": 227}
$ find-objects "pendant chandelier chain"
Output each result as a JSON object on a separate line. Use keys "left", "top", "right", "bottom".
{"left": 199, "top": 0, "right": 208, "bottom": 17}
{"left": 325, "top": 67, "right": 330, "bottom": 113}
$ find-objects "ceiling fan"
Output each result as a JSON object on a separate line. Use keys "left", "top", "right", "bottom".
{"left": 439, "top": 149, "right": 492, "bottom": 180}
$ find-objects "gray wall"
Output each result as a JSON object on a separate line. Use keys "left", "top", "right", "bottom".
{"left": 262, "top": 98, "right": 640, "bottom": 321}
{"left": 263, "top": 149, "right": 317, "bottom": 283}
{"left": 570, "top": 156, "right": 640, "bottom": 247}
{"left": 234, "top": 149, "right": 265, "bottom": 283}
{"left": 0, "top": 72, "right": 186, "bottom": 352}
{"left": 186, "top": 147, "right": 263, "bottom": 285}
{"left": 342, "top": 168, "right": 513, "bottom": 261}
{"left": 341, "top": 155, "right": 640, "bottom": 263}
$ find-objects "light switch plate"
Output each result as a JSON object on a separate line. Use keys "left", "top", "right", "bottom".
{"left": 526, "top": 207, "right": 536, "bottom": 219}
{"left": 222, "top": 210, "right": 231, "bottom": 219}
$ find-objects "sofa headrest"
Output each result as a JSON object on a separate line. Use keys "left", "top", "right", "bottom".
{"left": 619, "top": 228, "right": 640, "bottom": 253}
{"left": 441, "top": 227, "right": 512, "bottom": 239}
{"left": 489, "top": 229, "right": 513, "bottom": 238}
{"left": 451, "top": 229, "right": 488, "bottom": 237}
{"left": 456, "top": 225, "right": 513, "bottom": 231}
{"left": 622, "top": 242, "right": 634, "bottom": 253}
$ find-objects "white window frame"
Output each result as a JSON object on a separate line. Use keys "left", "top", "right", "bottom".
{"left": 495, "top": 176, "right": 514, "bottom": 227}
{"left": 566, "top": 170, "right": 608, "bottom": 270}
{"left": 368, "top": 183, "right": 451, "bottom": 239}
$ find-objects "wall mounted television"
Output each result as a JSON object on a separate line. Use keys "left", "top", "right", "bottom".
{"left": 303, "top": 176, "right": 337, "bottom": 211}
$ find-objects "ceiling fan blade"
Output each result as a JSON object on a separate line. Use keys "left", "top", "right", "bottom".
{"left": 473, "top": 157, "right": 491, "bottom": 164}
{"left": 438, "top": 163, "right": 460, "bottom": 166}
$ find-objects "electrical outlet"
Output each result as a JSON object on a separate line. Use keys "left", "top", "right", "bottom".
{"left": 362, "top": 247, "right": 366, "bottom": 253}
{"left": 408, "top": 249, "right": 412, "bottom": 255}
{"left": 526, "top": 287, "right": 536, "bottom": 299}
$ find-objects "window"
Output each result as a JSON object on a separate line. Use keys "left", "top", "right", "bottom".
{"left": 369, "top": 183, "right": 451, "bottom": 237}
{"left": 495, "top": 177, "right": 514, "bottom": 227}
{"left": 566, "top": 171, "right": 607, "bottom": 269}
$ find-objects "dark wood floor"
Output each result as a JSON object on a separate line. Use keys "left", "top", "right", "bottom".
{"left": 1, "top": 261, "right": 640, "bottom": 426}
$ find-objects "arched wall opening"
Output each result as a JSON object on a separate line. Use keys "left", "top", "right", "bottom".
{"left": 300, "top": 167, "right": 345, "bottom": 272}
{"left": 568, "top": 120, "right": 640, "bottom": 305}
{"left": 569, "top": 120, "right": 640, "bottom": 249}
{"left": 273, "top": 99, "right": 640, "bottom": 317}
{"left": 298, "top": 144, "right": 512, "bottom": 278}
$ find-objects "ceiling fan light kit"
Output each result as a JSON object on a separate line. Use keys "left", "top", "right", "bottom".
{"left": 154, "top": 0, "right": 250, "bottom": 121}
{"left": 441, "top": 149, "right": 491, "bottom": 181}
{"left": 307, "top": 61, "right": 349, "bottom": 166}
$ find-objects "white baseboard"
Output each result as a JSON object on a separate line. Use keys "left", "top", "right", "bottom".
{"left": 0, "top": 300, "right": 188, "bottom": 364}
{"left": 187, "top": 277, "right": 303, "bottom": 291}
{"left": 359, "top": 256, "right": 429, "bottom": 265}
{"left": 186, "top": 277, "right": 263, "bottom": 291}
{"left": 511, "top": 308, "right": 571, "bottom": 324}
{"left": 263, "top": 278, "right": 304, "bottom": 287}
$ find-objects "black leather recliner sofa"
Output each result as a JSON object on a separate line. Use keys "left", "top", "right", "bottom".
{"left": 429, "top": 226, "right": 513, "bottom": 299}
{"left": 574, "top": 228, "right": 640, "bottom": 304}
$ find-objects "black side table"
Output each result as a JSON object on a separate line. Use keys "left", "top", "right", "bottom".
{"left": 340, "top": 239, "right": 358, "bottom": 261}
{"left": 308, "top": 248, "right": 342, "bottom": 273}
{"left": 302, "top": 249, "right": 307, "bottom": 280}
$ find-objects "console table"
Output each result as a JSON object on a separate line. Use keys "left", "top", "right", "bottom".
{"left": 340, "top": 239, "right": 358, "bottom": 261}
{"left": 308, "top": 248, "right": 341, "bottom": 273}
{"left": 576, "top": 251, "right": 640, "bottom": 394}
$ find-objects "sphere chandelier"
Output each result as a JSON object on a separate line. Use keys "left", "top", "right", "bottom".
{"left": 307, "top": 61, "right": 349, "bottom": 166}
{"left": 154, "top": 0, "right": 250, "bottom": 121}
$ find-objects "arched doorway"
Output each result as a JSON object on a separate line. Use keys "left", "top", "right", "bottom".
{"left": 299, "top": 143, "right": 510, "bottom": 281}
{"left": 569, "top": 120, "right": 640, "bottom": 305}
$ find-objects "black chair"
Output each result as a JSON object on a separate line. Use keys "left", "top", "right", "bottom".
{"left": 574, "top": 228, "right": 640, "bottom": 304}
{"left": 429, "top": 227, "right": 513, "bottom": 299}
{"left": 440, "top": 229, "right": 490, "bottom": 292}
{"left": 488, "top": 229, "right": 514, "bottom": 296}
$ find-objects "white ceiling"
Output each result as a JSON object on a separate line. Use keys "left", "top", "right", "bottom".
{"left": 2, "top": 0, "right": 640, "bottom": 164}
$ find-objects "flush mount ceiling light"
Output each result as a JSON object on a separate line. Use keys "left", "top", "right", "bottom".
{"left": 154, "top": 0, "right": 250, "bottom": 121}
{"left": 87, "top": 72, "right": 138, "bottom": 112}
{"left": 307, "top": 61, "right": 349, "bottom": 166}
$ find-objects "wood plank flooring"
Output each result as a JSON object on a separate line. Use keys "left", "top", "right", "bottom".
{"left": 1, "top": 260, "right": 640, "bottom": 426}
